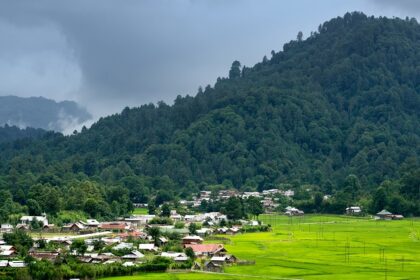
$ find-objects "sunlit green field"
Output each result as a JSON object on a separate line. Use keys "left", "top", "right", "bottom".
{"left": 132, "top": 207, "right": 148, "bottom": 215}
{"left": 102, "top": 214, "right": 420, "bottom": 280}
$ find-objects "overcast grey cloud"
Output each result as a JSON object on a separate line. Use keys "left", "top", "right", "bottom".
{"left": 0, "top": 0, "right": 418, "bottom": 120}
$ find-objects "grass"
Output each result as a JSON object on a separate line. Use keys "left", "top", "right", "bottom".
{"left": 101, "top": 214, "right": 420, "bottom": 280}
{"left": 132, "top": 208, "right": 148, "bottom": 215}
{"left": 29, "top": 232, "right": 79, "bottom": 238}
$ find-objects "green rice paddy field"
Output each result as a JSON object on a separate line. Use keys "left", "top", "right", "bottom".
{"left": 103, "top": 214, "right": 420, "bottom": 280}
{"left": 132, "top": 208, "right": 149, "bottom": 215}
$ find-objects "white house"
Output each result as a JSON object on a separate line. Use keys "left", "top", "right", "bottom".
{"left": 113, "top": 242, "right": 133, "bottom": 250}
{"left": 139, "top": 243, "right": 157, "bottom": 252}
{"left": 20, "top": 215, "right": 48, "bottom": 226}
{"left": 346, "top": 206, "right": 362, "bottom": 215}
{"left": 0, "top": 224, "right": 13, "bottom": 233}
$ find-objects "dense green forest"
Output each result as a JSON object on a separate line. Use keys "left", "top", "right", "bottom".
{"left": 0, "top": 125, "right": 45, "bottom": 143}
{"left": 0, "top": 12, "right": 418, "bottom": 219}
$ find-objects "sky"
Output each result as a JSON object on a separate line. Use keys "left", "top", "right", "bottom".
{"left": 0, "top": 0, "right": 419, "bottom": 121}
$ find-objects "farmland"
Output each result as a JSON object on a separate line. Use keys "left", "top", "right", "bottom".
{"left": 102, "top": 215, "right": 420, "bottom": 280}
{"left": 132, "top": 208, "right": 149, "bottom": 215}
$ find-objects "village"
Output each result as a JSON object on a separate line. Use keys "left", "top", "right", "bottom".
{"left": 0, "top": 188, "right": 404, "bottom": 274}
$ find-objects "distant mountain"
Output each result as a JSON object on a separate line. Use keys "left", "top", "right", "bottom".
{"left": 0, "top": 95, "right": 92, "bottom": 132}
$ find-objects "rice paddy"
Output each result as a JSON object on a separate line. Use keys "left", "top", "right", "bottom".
{"left": 102, "top": 214, "right": 420, "bottom": 280}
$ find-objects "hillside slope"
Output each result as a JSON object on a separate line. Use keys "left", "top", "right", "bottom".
{"left": 0, "top": 125, "right": 45, "bottom": 143}
{"left": 0, "top": 12, "right": 418, "bottom": 203}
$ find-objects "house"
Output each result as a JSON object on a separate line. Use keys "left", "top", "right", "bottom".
{"left": 119, "top": 231, "right": 147, "bottom": 240}
{"left": 157, "top": 237, "right": 168, "bottom": 246}
{"left": 0, "top": 245, "right": 16, "bottom": 258}
{"left": 216, "top": 227, "right": 228, "bottom": 234}
{"left": 113, "top": 242, "right": 133, "bottom": 250}
{"left": 204, "top": 212, "right": 227, "bottom": 222}
{"left": 210, "top": 255, "right": 228, "bottom": 265}
{"left": 121, "top": 250, "right": 144, "bottom": 260}
{"left": 42, "top": 224, "right": 56, "bottom": 231}
{"left": 262, "top": 189, "right": 280, "bottom": 196}
{"left": 0, "top": 224, "right": 13, "bottom": 233}
{"left": 15, "top": 224, "right": 29, "bottom": 230}
{"left": 20, "top": 215, "right": 48, "bottom": 226}
{"left": 218, "top": 190, "right": 238, "bottom": 199}
{"left": 242, "top": 192, "right": 261, "bottom": 199}
{"left": 101, "top": 237, "right": 121, "bottom": 245}
{"left": 227, "top": 227, "right": 240, "bottom": 235}
{"left": 196, "top": 228, "right": 213, "bottom": 237}
{"left": 174, "top": 255, "right": 189, "bottom": 262}
{"left": 161, "top": 251, "right": 187, "bottom": 260}
{"left": 247, "top": 220, "right": 259, "bottom": 226}
{"left": 125, "top": 215, "right": 155, "bottom": 226}
{"left": 182, "top": 235, "right": 203, "bottom": 245}
{"left": 170, "top": 210, "right": 183, "bottom": 221}
{"left": 99, "top": 222, "right": 129, "bottom": 232}
{"left": 285, "top": 206, "right": 304, "bottom": 216}
{"left": 283, "top": 190, "right": 295, "bottom": 197}
{"left": 346, "top": 206, "right": 362, "bottom": 215}
{"left": 204, "top": 261, "right": 223, "bottom": 272}
{"left": 122, "top": 261, "right": 135, "bottom": 267}
{"left": 78, "top": 257, "right": 93, "bottom": 263}
{"left": 103, "top": 259, "right": 117, "bottom": 265}
{"left": 392, "top": 214, "right": 404, "bottom": 220}
{"left": 184, "top": 244, "right": 226, "bottom": 257}
{"left": 192, "top": 262, "right": 202, "bottom": 270}
{"left": 90, "top": 253, "right": 116, "bottom": 263}
{"left": 184, "top": 215, "right": 198, "bottom": 222}
{"left": 139, "top": 243, "right": 157, "bottom": 252}
{"left": 375, "top": 210, "right": 393, "bottom": 220}
{"left": 80, "top": 219, "right": 100, "bottom": 228}
{"left": 29, "top": 250, "right": 60, "bottom": 261}
{"left": 49, "top": 239, "right": 72, "bottom": 248}
{"left": 0, "top": 250, "right": 16, "bottom": 258}
{"left": 8, "top": 261, "right": 26, "bottom": 268}
{"left": 210, "top": 254, "right": 237, "bottom": 264}
{"left": 0, "top": 260, "right": 8, "bottom": 267}
{"left": 62, "top": 222, "right": 85, "bottom": 232}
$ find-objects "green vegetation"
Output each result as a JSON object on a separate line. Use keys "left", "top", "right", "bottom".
{"left": 132, "top": 208, "right": 148, "bottom": 215}
{"left": 102, "top": 215, "right": 420, "bottom": 280}
{"left": 0, "top": 13, "right": 417, "bottom": 223}
{"left": 0, "top": 125, "right": 45, "bottom": 143}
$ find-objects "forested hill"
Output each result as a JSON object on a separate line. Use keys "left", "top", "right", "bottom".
{"left": 0, "top": 95, "right": 92, "bottom": 132}
{"left": 0, "top": 13, "right": 419, "bottom": 209}
{"left": 0, "top": 125, "right": 45, "bottom": 143}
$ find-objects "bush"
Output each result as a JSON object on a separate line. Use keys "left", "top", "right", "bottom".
{"left": 149, "top": 217, "right": 173, "bottom": 225}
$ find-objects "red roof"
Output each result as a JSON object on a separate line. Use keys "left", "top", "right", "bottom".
{"left": 99, "top": 223, "right": 127, "bottom": 230}
{"left": 185, "top": 244, "right": 224, "bottom": 253}
{"left": 118, "top": 231, "right": 146, "bottom": 238}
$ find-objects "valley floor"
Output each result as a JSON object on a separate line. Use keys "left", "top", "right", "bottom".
{"left": 102, "top": 214, "right": 420, "bottom": 280}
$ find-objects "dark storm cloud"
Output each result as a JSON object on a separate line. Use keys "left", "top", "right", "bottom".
{"left": 0, "top": 0, "right": 412, "bottom": 119}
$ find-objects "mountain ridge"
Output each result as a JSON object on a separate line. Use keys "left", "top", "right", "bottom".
{"left": 0, "top": 95, "right": 92, "bottom": 132}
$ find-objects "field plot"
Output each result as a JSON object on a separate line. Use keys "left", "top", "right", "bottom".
{"left": 132, "top": 207, "right": 148, "bottom": 215}
{"left": 102, "top": 215, "right": 420, "bottom": 280}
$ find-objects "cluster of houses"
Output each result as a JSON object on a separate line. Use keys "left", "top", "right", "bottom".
{"left": 375, "top": 209, "right": 404, "bottom": 220}
{"left": 183, "top": 189, "right": 294, "bottom": 212}
{"left": 345, "top": 207, "right": 404, "bottom": 220}
{"left": 0, "top": 210, "right": 250, "bottom": 272}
